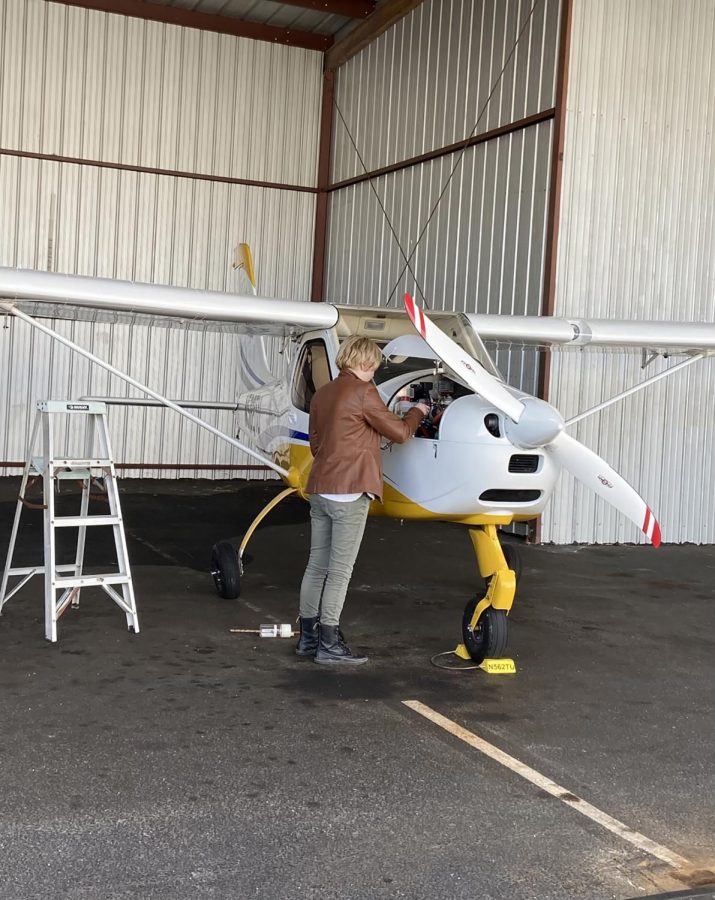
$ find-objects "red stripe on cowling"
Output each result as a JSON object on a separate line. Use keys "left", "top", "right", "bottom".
{"left": 651, "top": 520, "right": 662, "bottom": 548}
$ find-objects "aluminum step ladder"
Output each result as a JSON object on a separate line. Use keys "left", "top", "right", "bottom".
{"left": 0, "top": 400, "right": 139, "bottom": 641}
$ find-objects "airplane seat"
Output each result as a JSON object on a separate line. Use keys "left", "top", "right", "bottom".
{"left": 311, "top": 351, "right": 331, "bottom": 389}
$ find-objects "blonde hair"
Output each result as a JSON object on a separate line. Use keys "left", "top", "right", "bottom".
{"left": 335, "top": 336, "right": 383, "bottom": 372}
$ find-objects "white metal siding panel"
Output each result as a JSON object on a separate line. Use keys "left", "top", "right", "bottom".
{"left": 326, "top": 0, "right": 559, "bottom": 403}
{"left": 0, "top": 155, "right": 317, "bottom": 475}
{"left": 0, "top": 0, "right": 321, "bottom": 477}
{"left": 0, "top": 160, "right": 316, "bottom": 289}
{"left": 543, "top": 0, "right": 715, "bottom": 544}
{"left": 0, "top": 0, "right": 321, "bottom": 185}
{"left": 0, "top": 157, "right": 314, "bottom": 477}
{"left": 326, "top": 122, "right": 553, "bottom": 316}
{"left": 331, "top": 0, "right": 560, "bottom": 182}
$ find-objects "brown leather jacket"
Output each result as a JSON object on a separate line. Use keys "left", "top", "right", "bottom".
{"left": 306, "top": 370, "right": 424, "bottom": 500}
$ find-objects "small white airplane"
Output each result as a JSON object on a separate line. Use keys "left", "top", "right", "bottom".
{"left": 1, "top": 262, "right": 714, "bottom": 662}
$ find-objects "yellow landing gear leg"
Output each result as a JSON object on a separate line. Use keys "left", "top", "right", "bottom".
{"left": 455, "top": 525, "right": 517, "bottom": 671}
{"left": 210, "top": 486, "right": 299, "bottom": 601}
{"left": 239, "top": 487, "right": 299, "bottom": 561}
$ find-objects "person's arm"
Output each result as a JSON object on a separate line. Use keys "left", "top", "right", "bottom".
{"left": 362, "top": 383, "right": 425, "bottom": 444}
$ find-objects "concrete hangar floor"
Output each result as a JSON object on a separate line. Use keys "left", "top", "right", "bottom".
{"left": 0, "top": 479, "right": 713, "bottom": 900}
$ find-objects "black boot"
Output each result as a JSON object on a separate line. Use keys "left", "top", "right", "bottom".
{"left": 314, "top": 624, "right": 368, "bottom": 666}
{"left": 295, "top": 616, "right": 320, "bottom": 657}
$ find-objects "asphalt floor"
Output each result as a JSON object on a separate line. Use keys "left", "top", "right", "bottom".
{"left": 0, "top": 478, "right": 713, "bottom": 900}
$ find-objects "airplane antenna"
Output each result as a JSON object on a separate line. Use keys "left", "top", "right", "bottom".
{"left": 380, "top": 0, "right": 546, "bottom": 308}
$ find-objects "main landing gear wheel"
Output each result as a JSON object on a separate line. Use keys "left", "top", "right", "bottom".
{"left": 462, "top": 598, "right": 508, "bottom": 664}
{"left": 210, "top": 540, "right": 241, "bottom": 599}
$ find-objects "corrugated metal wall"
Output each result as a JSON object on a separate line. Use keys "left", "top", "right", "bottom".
{"left": 543, "top": 0, "right": 715, "bottom": 544}
{"left": 330, "top": 0, "right": 559, "bottom": 183}
{"left": 325, "top": 0, "right": 561, "bottom": 397}
{"left": 0, "top": 0, "right": 321, "bottom": 476}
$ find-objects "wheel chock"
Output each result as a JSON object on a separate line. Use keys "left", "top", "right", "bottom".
{"left": 453, "top": 643, "right": 517, "bottom": 673}
{"left": 480, "top": 658, "right": 516, "bottom": 674}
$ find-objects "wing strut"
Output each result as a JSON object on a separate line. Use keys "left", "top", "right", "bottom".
{"left": 566, "top": 353, "right": 706, "bottom": 426}
{"left": 0, "top": 302, "right": 292, "bottom": 481}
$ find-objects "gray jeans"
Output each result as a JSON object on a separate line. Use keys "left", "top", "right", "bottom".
{"left": 299, "top": 494, "right": 371, "bottom": 626}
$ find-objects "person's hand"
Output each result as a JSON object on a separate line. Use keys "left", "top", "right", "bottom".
{"left": 415, "top": 402, "right": 430, "bottom": 417}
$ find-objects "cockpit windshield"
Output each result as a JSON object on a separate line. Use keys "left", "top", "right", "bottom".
{"left": 335, "top": 306, "right": 503, "bottom": 384}
{"left": 373, "top": 355, "right": 436, "bottom": 386}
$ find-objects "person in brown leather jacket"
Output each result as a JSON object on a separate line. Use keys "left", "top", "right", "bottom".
{"left": 296, "top": 335, "right": 429, "bottom": 666}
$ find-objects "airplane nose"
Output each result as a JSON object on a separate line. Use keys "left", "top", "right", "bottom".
{"left": 504, "top": 397, "right": 564, "bottom": 449}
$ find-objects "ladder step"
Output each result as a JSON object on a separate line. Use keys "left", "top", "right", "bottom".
{"left": 54, "top": 573, "right": 131, "bottom": 588}
{"left": 55, "top": 469, "right": 103, "bottom": 481}
{"left": 53, "top": 515, "right": 121, "bottom": 527}
{"left": 32, "top": 462, "right": 114, "bottom": 477}
{"left": 5, "top": 563, "right": 85, "bottom": 576}
{"left": 52, "top": 459, "right": 113, "bottom": 470}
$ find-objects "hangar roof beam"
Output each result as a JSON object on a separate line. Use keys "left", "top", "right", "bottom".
{"left": 48, "top": 0, "right": 333, "bottom": 51}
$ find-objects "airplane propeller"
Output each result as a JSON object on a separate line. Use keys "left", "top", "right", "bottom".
{"left": 404, "top": 294, "right": 661, "bottom": 546}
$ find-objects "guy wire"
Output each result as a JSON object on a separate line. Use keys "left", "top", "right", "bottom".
{"left": 332, "top": 100, "right": 430, "bottom": 307}
{"left": 383, "top": 0, "right": 546, "bottom": 307}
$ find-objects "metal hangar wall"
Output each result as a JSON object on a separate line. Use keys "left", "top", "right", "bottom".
{"left": 1, "top": 0, "right": 713, "bottom": 544}
{"left": 325, "top": 0, "right": 561, "bottom": 400}
{"left": 0, "top": 0, "right": 322, "bottom": 477}
{"left": 544, "top": 0, "right": 715, "bottom": 544}
{"left": 324, "top": 0, "right": 715, "bottom": 545}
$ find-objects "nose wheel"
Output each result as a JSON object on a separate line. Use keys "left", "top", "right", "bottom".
{"left": 462, "top": 599, "right": 508, "bottom": 664}
{"left": 210, "top": 540, "right": 241, "bottom": 599}
{"left": 463, "top": 525, "right": 518, "bottom": 663}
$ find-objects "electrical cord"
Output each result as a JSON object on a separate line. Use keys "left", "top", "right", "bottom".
{"left": 430, "top": 649, "right": 481, "bottom": 671}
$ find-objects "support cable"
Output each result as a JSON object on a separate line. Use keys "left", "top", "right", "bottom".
{"left": 332, "top": 100, "right": 430, "bottom": 305}
{"left": 382, "top": 0, "right": 545, "bottom": 307}
{"left": 329, "top": 0, "right": 546, "bottom": 309}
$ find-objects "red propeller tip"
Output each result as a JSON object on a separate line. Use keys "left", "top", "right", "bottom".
{"left": 651, "top": 520, "right": 662, "bottom": 548}
{"left": 643, "top": 507, "right": 661, "bottom": 547}
{"left": 403, "top": 293, "right": 426, "bottom": 337}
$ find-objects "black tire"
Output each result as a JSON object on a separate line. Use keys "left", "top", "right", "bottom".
{"left": 462, "top": 598, "right": 508, "bottom": 664}
{"left": 502, "top": 543, "right": 522, "bottom": 583}
{"left": 210, "top": 540, "right": 241, "bottom": 599}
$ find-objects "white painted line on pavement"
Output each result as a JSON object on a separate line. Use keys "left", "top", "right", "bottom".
{"left": 403, "top": 699, "right": 689, "bottom": 869}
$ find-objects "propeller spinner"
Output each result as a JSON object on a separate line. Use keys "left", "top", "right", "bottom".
{"left": 403, "top": 294, "right": 661, "bottom": 546}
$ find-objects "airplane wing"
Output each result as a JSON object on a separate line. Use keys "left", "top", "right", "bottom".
{"left": 0, "top": 267, "right": 338, "bottom": 336}
{"left": 466, "top": 314, "right": 715, "bottom": 353}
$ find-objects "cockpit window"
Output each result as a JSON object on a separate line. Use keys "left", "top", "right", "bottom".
{"left": 291, "top": 339, "right": 332, "bottom": 413}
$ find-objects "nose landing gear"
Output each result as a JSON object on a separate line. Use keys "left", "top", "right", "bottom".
{"left": 462, "top": 600, "right": 508, "bottom": 662}
{"left": 460, "top": 525, "right": 520, "bottom": 664}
